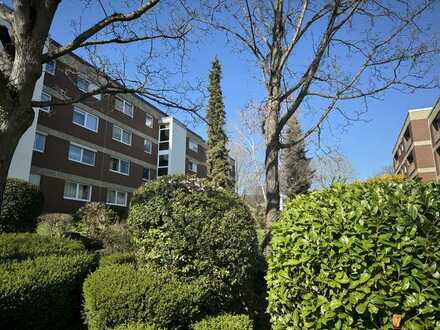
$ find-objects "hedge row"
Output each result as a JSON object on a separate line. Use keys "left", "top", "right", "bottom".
{"left": 191, "top": 314, "right": 253, "bottom": 330}
{"left": 0, "top": 253, "right": 98, "bottom": 330}
{"left": 83, "top": 264, "right": 209, "bottom": 330}
{"left": 0, "top": 233, "right": 85, "bottom": 262}
{"left": 268, "top": 179, "right": 440, "bottom": 329}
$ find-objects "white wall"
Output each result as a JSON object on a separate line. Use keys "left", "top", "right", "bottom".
{"left": 168, "top": 118, "right": 187, "bottom": 175}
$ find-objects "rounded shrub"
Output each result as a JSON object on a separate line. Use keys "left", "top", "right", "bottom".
{"left": 75, "top": 202, "right": 119, "bottom": 238}
{"left": 0, "top": 253, "right": 98, "bottom": 330}
{"left": 83, "top": 264, "right": 208, "bottom": 330}
{"left": 112, "top": 322, "right": 154, "bottom": 330}
{"left": 192, "top": 314, "right": 253, "bottom": 330}
{"left": 268, "top": 179, "right": 440, "bottom": 329}
{"left": 0, "top": 178, "right": 44, "bottom": 232}
{"left": 0, "top": 233, "right": 85, "bottom": 262}
{"left": 128, "top": 176, "right": 259, "bottom": 299}
{"left": 99, "top": 251, "right": 136, "bottom": 267}
{"left": 36, "top": 213, "right": 73, "bottom": 238}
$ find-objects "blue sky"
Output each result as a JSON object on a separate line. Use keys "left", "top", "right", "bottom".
{"left": 11, "top": 0, "right": 439, "bottom": 180}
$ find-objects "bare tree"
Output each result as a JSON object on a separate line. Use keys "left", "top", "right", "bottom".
{"left": 192, "top": 0, "right": 439, "bottom": 246}
{"left": 0, "top": 0, "right": 200, "bottom": 208}
{"left": 312, "top": 150, "right": 355, "bottom": 188}
{"left": 375, "top": 164, "right": 395, "bottom": 176}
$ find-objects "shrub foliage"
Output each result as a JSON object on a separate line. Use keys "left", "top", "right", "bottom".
{"left": 0, "top": 233, "right": 85, "bottom": 262}
{"left": 268, "top": 179, "right": 440, "bottom": 329}
{"left": 128, "top": 176, "right": 259, "bottom": 298}
{"left": 0, "top": 253, "right": 98, "bottom": 330}
{"left": 191, "top": 314, "right": 253, "bottom": 330}
{"left": 0, "top": 178, "right": 44, "bottom": 232}
{"left": 83, "top": 264, "right": 207, "bottom": 330}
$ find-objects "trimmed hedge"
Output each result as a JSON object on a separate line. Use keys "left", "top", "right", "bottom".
{"left": 112, "top": 323, "right": 154, "bottom": 330}
{"left": 0, "top": 178, "right": 44, "bottom": 232}
{"left": 128, "top": 176, "right": 259, "bottom": 304}
{"left": 0, "top": 233, "right": 85, "bottom": 262}
{"left": 99, "top": 251, "right": 136, "bottom": 267}
{"left": 0, "top": 253, "right": 98, "bottom": 330}
{"left": 83, "top": 264, "right": 208, "bottom": 330}
{"left": 268, "top": 179, "right": 440, "bottom": 329}
{"left": 192, "top": 314, "right": 253, "bottom": 330}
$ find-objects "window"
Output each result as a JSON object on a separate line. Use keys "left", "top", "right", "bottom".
{"left": 145, "top": 113, "right": 154, "bottom": 127}
{"left": 72, "top": 107, "right": 99, "bottom": 132}
{"left": 77, "top": 77, "right": 90, "bottom": 93}
{"left": 68, "top": 143, "right": 96, "bottom": 166}
{"left": 189, "top": 141, "right": 198, "bottom": 152}
{"left": 188, "top": 161, "right": 197, "bottom": 172}
{"left": 114, "top": 96, "right": 134, "bottom": 117}
{"left": 157, "top": 154, "right": 169, "bottom": 177}
{"left": 112, "top": 125, "right": 132, "bottom": 145}
{"left": 142, "top": 168, "right": 150, "bottom": 181}
{"left": 33, "top": 132, "right": 46, "bottom": 152}
{"left": 45, "top": 60, "right": 56, "bottom": 75}
{"left": 40, "top": 92, "right": 52, "bottom": 112}
{"left": 144, "top": 139, "right": 152, "bottom": 154}
{"left": 63, "top": 182, "right": 92, "bottom": 201}
{"left": 106, "top": 190, "right": 128, "bottom": 206}
{"left": 110, "top": 157, "right": 130, "bottom": 175}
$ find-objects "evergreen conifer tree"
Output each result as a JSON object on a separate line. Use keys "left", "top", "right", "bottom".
{"left": 206, "top": 57, "right": 233, "bottom": 189}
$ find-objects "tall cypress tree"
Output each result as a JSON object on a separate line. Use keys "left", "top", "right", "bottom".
{"left": 206, "top": 57, "right": 233, "bottom": 189}
{"left": 280, "top": 115, "right": 314, "bottom": 198}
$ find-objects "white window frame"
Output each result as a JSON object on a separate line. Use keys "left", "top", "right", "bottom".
{"left": 63, "top": 181, "right": 92, "bottom": 202}
{"left": 112, "top": 125, "right": 132, "bottom": 146}
{"left": 145, "top": 113, "right": 154, "bottom": 127}
{"left": 110, "top": 157, "right": 130, "bottom": 176}
{"left": 33, "top": 132, "right": 47, "bottom": 153}
{"left": 68, "top": 142, "right": 97, "bottom": 167}
{"left": 40, "top": 92, "right": 52, "bottom": 113}
{"left": 114, "top": 96, "right": 134, "bottom": 118}
{"left": 106, "top": 190, "right": 128, "bottom": 207}
{"left": 45, "top": 60, "right": 56, "bottom": 75}
{"left": 72, "top": 107, "right": 99, "bottom": 133}
{"left": 189, "top": 140, "right": 198, "bottom": 152}
{"left": 188, "top": 161, "right": 197, "bottom": 172}
{"left": 144, "top": 139, "right": 152, "bottom": 154}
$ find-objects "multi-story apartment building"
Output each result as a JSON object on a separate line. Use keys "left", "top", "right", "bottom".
{"left": 392, "top": 97, "right": 440, "bottom": 182}
{"left": 7, "top": 40, "right": 215, "bottom": 214}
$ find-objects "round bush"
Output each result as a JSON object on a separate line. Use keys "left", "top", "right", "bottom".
{"left": 75, "top": 202, "right": 119, "bottom": 239}
{"left": 0, "top": 233, "right": 85, "bottom": 262}
{"left": 0, "top": 178, "right": 44, "bottom": 232}
{"left": 83, "top": 264, "right": 208, "bottom": 330}
{"left": 128, "top": 176, "right": 259, "bottom": 296}
{"left": 0, "top": 253, "right": 98, "bottom": 330}
{"left": 268, "top": 179, "right": 440, "bottom": 329}
{"left": 112, "top": 322, "right": 154, "bottom": 330}
{"left": 36, "top": 213, "right": 73, "bottom": 238}
{"left": 192, "top": 314, "right": 253, "bottom": 330}
{"left": 99, "top": 251, "right": 136, "bottom": 267}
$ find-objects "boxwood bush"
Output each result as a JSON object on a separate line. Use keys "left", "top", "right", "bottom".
{"left": 112, "top": 323, "right": 154, "bottom": 330}
{"left": 0, "top": 253, "right": 98, "bottom": 329}
{"left": 191, "top": 314, "right": 253, "bottom": 330}
{"left": 0, "top": 178, "right": 44, "bottom": 232}
{"left": 268, "top": 179, "right": 440, "bottom": 329}
{"left": 128, "top": 176, "right": 259, "bottom": 305}
{"left": 83, "top": 264, "right": 208, "bottom": 330}
{"left": 0, "top": 233, "right": 85, "bottom": 262}
{"left": 99, "top": 251, "right": 136, "bottom": 267}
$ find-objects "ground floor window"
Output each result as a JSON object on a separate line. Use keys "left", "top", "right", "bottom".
{"left": 106, "top": 189, "right": 127, "bottom": 207}
{"left": 63, "top": 181, "right": 92, "bottom": 201}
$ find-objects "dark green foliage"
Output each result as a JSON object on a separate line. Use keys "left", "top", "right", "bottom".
{"left": 83, "top": 264, "right": 208, "bottom": 330}
{"left": 0, "top": 253, "right": 98, "bottom": 330}
{"left": 99, "top": 251, "right": 136, "bottom": 267}
{"left": 206, "top": 57, "right": 233, "bottom": 189}
{"left": 268, "top": 179, "right": 440, "bottom": 329}
{"left": 280, "top": 116, "right": 314, "bottom": 198}
{"left": 0, "top": 178, "right": 44, "bottom": 232}
{"left": 112, "top": 323, "right": 154, "bottom": 330}
{"left": 128, "top": 176, "right": 259, "bottom": 308}
{"left": 191, "top": 314, "right": 253, "bottom": 330}
{"left": 0, "top": 233, "right": 85, "bottom": 262}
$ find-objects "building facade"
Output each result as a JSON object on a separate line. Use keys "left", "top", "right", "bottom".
{"left": 8, "top": 41, "right": 211, "bottom": 214}
{"left": 392, "top": 97, "right": 440, "bottom": 182}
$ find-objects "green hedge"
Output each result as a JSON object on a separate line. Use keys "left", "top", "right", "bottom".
{"left": 192, "top": 314, "right": 253, "bottom": 330}
{"left": 112, "top": 323, "right": 154, "bottom": 330}
{"left": 0, "top": 178, "right": 44, "bottom": 232}
{"left": 99, "top": 251, "right": 136, "bottom": 267}
{"left": 0, "top": 253, "right": 98, "bottom": 329}
{"left": 83, "top": 264, "right": 208, "bottom": 330}
{"left": 268, "top": 179, "right": 440, "bottom": 329}
{"left": 128, "top": 176, "right": 259, "bottom": 306}
{"left": 0, "top": 233, "right": 85, "bottom": 262}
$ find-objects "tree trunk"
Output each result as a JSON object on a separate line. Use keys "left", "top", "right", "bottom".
{"left": 262, "top": 99, "right": 281, "bottom": 251}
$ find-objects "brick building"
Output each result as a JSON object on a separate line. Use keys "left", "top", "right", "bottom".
{"left": 392, "top": 97, "right": 440, "bottom": 182}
